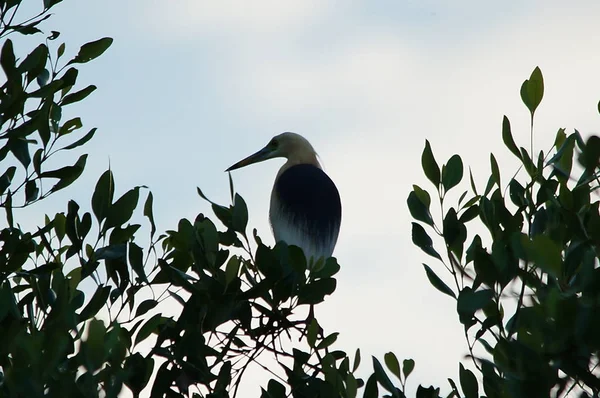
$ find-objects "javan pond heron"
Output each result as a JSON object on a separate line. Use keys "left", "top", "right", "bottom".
{"left": 226, "top": 132, "right": 342, "bottom": 263}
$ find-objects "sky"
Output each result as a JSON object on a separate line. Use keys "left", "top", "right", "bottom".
{"left": 8, "top": 0, "right": 600, "bottom": 396}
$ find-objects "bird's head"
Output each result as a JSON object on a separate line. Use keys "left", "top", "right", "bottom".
{"left": 226, "top": 132, "right": 318, "bottom": 171}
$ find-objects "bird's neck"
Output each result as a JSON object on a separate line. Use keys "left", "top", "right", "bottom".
{"left": 277, "top": 154, "right": 321, "bottom": 179}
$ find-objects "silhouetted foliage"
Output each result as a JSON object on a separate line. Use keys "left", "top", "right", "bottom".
{"left": 2, "top": 2, "right": 600, "bottom": 398}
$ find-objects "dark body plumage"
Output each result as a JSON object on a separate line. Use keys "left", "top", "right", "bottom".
{"left": 270, "top": 164, "right": 342, "bottom": 261}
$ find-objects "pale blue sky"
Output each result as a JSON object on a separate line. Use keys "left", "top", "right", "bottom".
{"left": 10, "top": 1, "right": 600, "bottom": 396}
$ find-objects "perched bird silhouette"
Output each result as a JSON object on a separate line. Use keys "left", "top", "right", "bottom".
{"left": 226, "top": 132, "right": 341, "bottom": 263}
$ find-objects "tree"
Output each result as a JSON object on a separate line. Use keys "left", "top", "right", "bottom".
{"left": 2, "top": 1, "right": 600, "bottom": 397}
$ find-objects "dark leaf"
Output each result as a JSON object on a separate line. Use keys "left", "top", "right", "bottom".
{"left": 61, "top": 85, "right": 96, "bottom": 106}
{"left": 232, "top": 193, "right": 248, "bottom": 233}
{"left": 104, "top": 187, "right": 140, "bottom": 231}
{"left": 372, "top": 357, "right": 397, "bottom": 394}
{"left": 135, "top": 299, "right": 158, "bottom": 317}
{"left": 40, "top": 154, "right": 87, "bottom": 192}
{"left": 143, "top": 191, "right": 156, "bottom": 238}
{"left": 502, "top": 116, "right": 521, "bottom": 159}
{"left": 384, "top": 352, "right": 401, "bottom": 381}
{"left": 422, "top": 140, "right": 441, "bottom": 187}
{"left": 403, "top": 359, "right": 415, "bottom": 378}
{"left": 459, "top": 363, "right": 478, "bottom": 398}
{"left": 423, "top": 264, "right": 455, "bottom": 299}
{"left": 135, "top": 313, "right": 162, "bottom": 346}
{"left": 67, "top": 37, "right": 113, "bottom": 65}
{"left": 412, "top": 222, "right": 442, "bottom": 260}
{"left": 442, "top": 155, "right": 463, "bottom": 191}
{"left": 407, "top": 191, "right": 434, "bottom": 226}
{"left": 129, "top": 242, "right": 147, "bottom": 283}
{"left": 92, "top": 169, "right": 114, "bottom": 223}
{"left": 78, "top": 286, "right": 110, "bottom": 321}
{"left": 62, "top": 128, "right": 97, "bottom": 150}
{"left": 520, "top": 67, "right": 544, "bottom": 116}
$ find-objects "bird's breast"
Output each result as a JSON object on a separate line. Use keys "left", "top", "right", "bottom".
{"left": 269, "top": 164, "right": 341, "bottom": 261}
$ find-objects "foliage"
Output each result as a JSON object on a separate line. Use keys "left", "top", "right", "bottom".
{"left": 409, "top": 67, "right": 600, "bottom": 397}
{"left": 2, "top": 1, "right": 600, "bottom": 398}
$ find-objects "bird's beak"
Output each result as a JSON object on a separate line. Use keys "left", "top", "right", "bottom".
{"left": 225, "top": 146, "right": 273, "bottom": 172}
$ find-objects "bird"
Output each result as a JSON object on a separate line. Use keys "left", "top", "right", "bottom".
{"left": 226, "top": 132, "right": 341, "bottom": 264}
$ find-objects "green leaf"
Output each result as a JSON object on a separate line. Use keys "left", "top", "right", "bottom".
{"left": 407, "top": 191, "right": 433, "bottom": 226}
{"left": 40, "top": 154, "right": 87, "bottom": 192}
{"left": 412, "top": 184, "right": 431, "bottom": 208}
{"left": 423, "top": 264, "right": 455, "bottom": 299}
{"left": 403, "top": 359, "right": 415, "bottom": 378}
{"left": 143, "top": 191, "right": 156, "bottom": 238}
{"left": 135, "top": 299, "right": 158, "bottom": 317}
{"left": 61, "top": 85, "right": 96, "bottom": 106}
{"left": 372, "top": 357, "right": 397, "bottom": 394}
{"left": 490, "top": 154, "right": 500, "bottom": 188}
{"left": 502, "top": 116, "right": 521, "bottom": 159}
{"left": 62, "top": 128, "right": 97, "bottom": 150}
{"left": 525, "top": 234, "right": 562, "bottom": 278}
{"left": 104, "top": 187, "right": 140, "bottom": 231}
{"left": 25, "top": 180, "right": 39, "bottom": 203}
{"left": 67, "top": 37, "right": 113, "bottom": 65}
{"left": 128, "top": 242, "right": 147, "bottom": 282}
{"left": 58, "top": 117, "right": 82, "bottom": 136}
{"left": 520, "top": 67, "right": 544, "bottom": 116}
{"left": 457, "top": 287, "right": 494, "bottom": 325}
{"left": 442, "top": 155, "right": 463, "bottom": 191}
{"left": 225, "top": 256, "right": 240, "bottom": 287}
{"left": 346, "top": 374, "right": 358, "bottom": 398}
{"left": 135, "top": 313, "right": 162, "bottom": 346}
{"left": 316, "top": 332, "right": 339, "bottom": 350}
{"left": 412, "top": 223, "right": 442, "bottom": 261}
{"left": 363, "top": 374, "right": 379, "bottom": 398}
{"left": 306, "top": 319, "right": 319, "bottom": 348}
{"left": 92, "top": 169, "right": 114, "bottom": 223}
{"left": 384, "top": 352, "right": 401, "bottom": 381}
{"left": 79, "top": 286, "right": 110, "bottom": 321}
{"left": 232, "top": 193, "right": 248, "bottom": 233}
{"left": 459, "top": 363, "right": 478, "bottom": 398}
{"left": 297, "top": 278, "right": 336, "bottom": 305}
{"left": 83, "top": 318, "right": 106, "bottom": 371}
{"left": 8, "top": 138, "right": 31, "bottom": 168}
{"left": 353, "top": 348, "right": 361, "bottom": 372}
{"left": 0, "top": 167, "right": 16, "bottom": 195}
{"left": 422, "top": 140, "right": 441, "bottom": 187}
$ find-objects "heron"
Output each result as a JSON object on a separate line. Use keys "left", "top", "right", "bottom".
{"left": 226, "top": 132, "right": 342, "bottom": 264}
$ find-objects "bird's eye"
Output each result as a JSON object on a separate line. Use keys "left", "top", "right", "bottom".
{"left": 269, "top": 139, "right": 278, "bottom": 148}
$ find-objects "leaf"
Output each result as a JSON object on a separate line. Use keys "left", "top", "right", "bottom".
{"left": 520, "top": 67, "right": 544, "bottom": 116}
{"left": 423, "top": 264, "right": 455, "bottom": 299}
{"left": 502, "top": 115, "right": 521, "bottom": 159}
{"left": 353, "top": 348, "right": 361, "bottom": 372}
{"left": 297, "top": 278, "right": 336, "bottom": 305}
{"left": 63, "top": 128, "right": 97, "bottom": 150}
{"left": 142, "top": 191, "right": 157, "bottom": 239}
{"left": 407, "top": 191, "right": 433, "bottom": 226}
{"left": 442, "top": 155, "right": 463, "bottom": 191}
{"left": 58, "top": 117, "right": 82, "bottom": 136}
{"left": 490, "top": 154, "right": 500, "bottom": 188}
{"left": 372, "top": 357, "right": 397, "bottom": 394}
{"left": 61, "top": 85, "right": 96, "bottom": 106}
{"left": 78, "top": 286, "right": 110, "bottom": 321}
{"left": 384, "top": 352, "right": 401, "bottom": 381}
{"left": 459, "top": 363, "right": 478, "bottom": 398}
{"left": 412, "top": 223, "right": 442, "bottom": 260}
{"left": 0, "top": 167, "right": 16, "bottom": 195}
{"left": 67, "top": 37, "right": 113, "bottom": 65}
{"left": 25, "top": 180, "right": 39, "bottom": 203}
{"left": 422, "top": 140, "right": 441, "bottom": 187}
{"left": 128, "top": 242, "right": 147, "bottom": 283}
{"left": 306, "top": 319, "right": 319, "bottom": 348}
{"left": 92, "top": 169, "right": 114, "bottom": 223}
{"left": 232, "top": 193, "right": 248, "bottom": 233}
{"left": 457, "top": 287, "right": 494, "bottom": 325}
{"left": 363, "top": 374, "right": 379, "bottom": 398}
{"left": 525, "top": 235, "right": 562, "bottom": 278}
{"left": 403, "top": 359, "right": 415, "bottom": 378}
{"left": 104, "top": 187, "right": 140, "bottom": 231}
{"left": 40, "top": 154, "right": 87, "bottom": 192}
{"left": 135, "top": 313, "right": 162, "bottom": 345}
{"left": 8, "top": 138, "right": 31, "bottom": 168}
{"left": 135, "top": 299, "right": 158, "bottom": 317}
{"left": 316, "top": 332, "right": 339, "bottom": 350}
{"left": 224, "top": 256, "right": 240, "bottom": 288}
{"left": 412, "top": 185, "right": 431, "bottom": 208}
